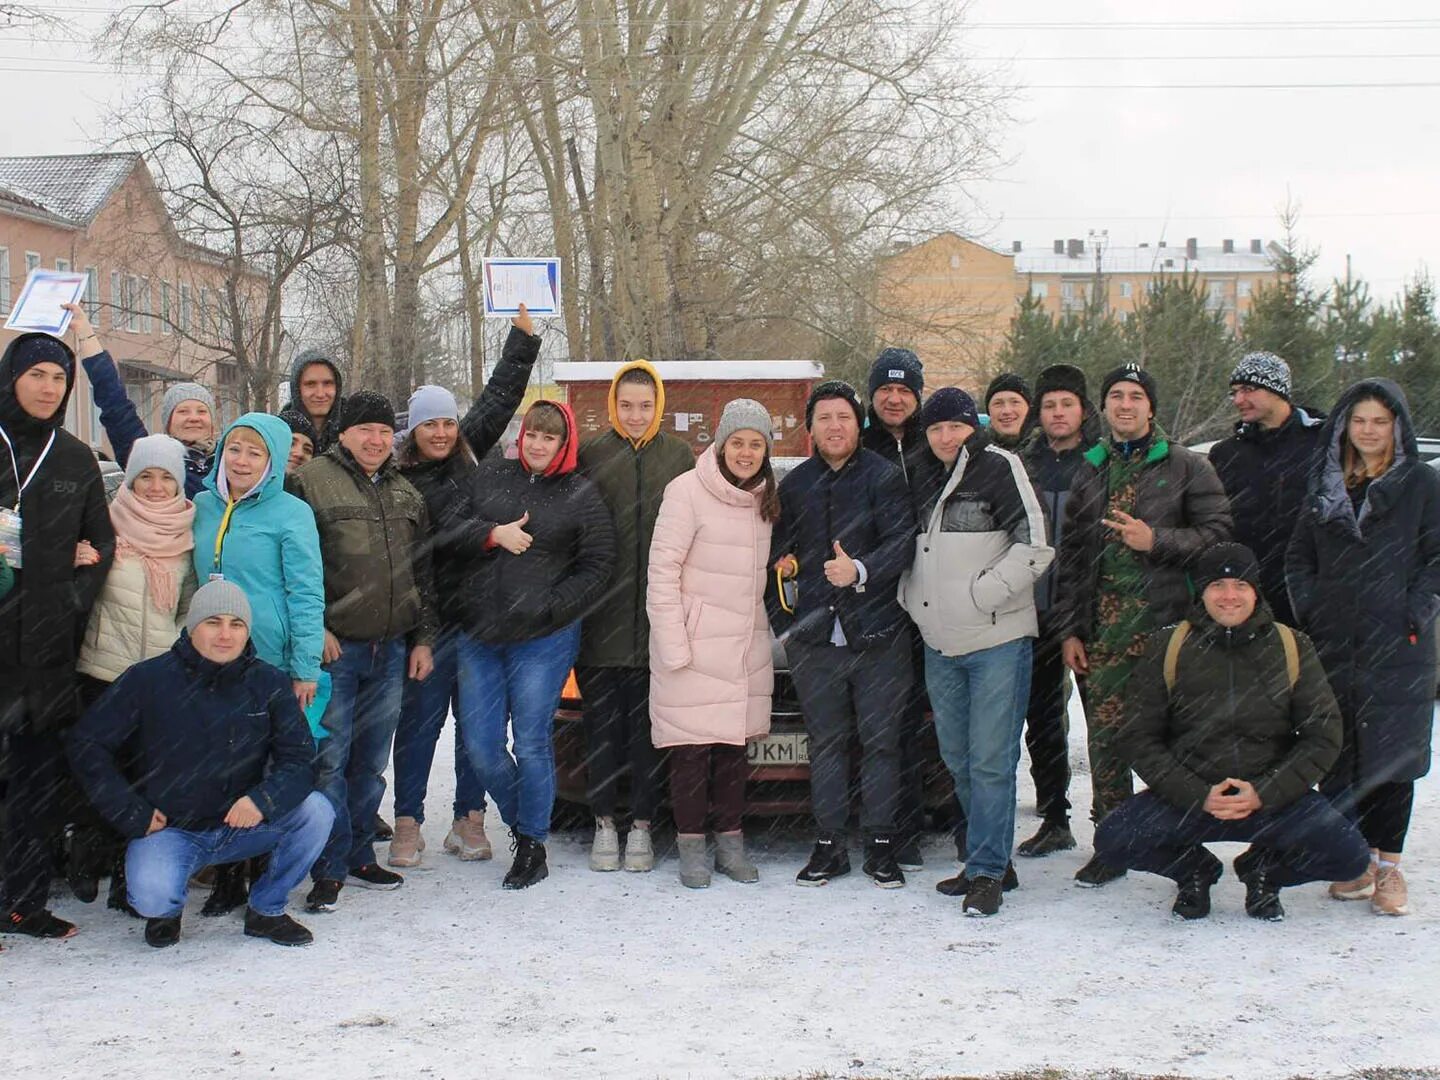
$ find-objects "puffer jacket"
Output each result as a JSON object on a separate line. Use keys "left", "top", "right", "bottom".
{"left": 193, "top": 414, "right": 327, "bottom": 680}
{"left": 1286, "top": 378, "right": 1440, "bottom": 788}
{"left": 1052, "top": 435, "right": 1232, "bottom": 643}
{"left": 1120, "top": 602, "right": 1341, "bottom": 812}
{"left": 647, "top": 445, "right": 773, "bottom": 748}
{"left": 899, "top": 431, "right": 1052, "bottom": 657}
{"left": 291, "top": 445, "right": 438, "bottom": 646}
{"left": 77, "top": 555, "right": 197, "bottom": 683}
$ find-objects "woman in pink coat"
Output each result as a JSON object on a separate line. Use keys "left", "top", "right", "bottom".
{"left": 648, "top": 399, "right": 778, "bottom": 888}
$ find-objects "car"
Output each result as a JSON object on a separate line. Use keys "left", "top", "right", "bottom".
{"left": 551, "top": 454, "right": 955, "bottom": 821}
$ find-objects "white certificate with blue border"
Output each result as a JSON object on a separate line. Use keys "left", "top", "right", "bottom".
{"left": 482, "top": 257, "right": 561, "bottom": 318}
{"left": 4, "top": 269, "right": 88, "bottom": 336}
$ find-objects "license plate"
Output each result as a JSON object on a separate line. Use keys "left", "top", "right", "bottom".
{"left": 747, "top": 731, "right": 809, "bottom": 766}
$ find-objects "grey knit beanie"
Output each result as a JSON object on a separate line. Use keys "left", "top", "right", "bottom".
{"left": 404, "top": 385, "right": 460, "bottom": 434}
{"left": 124, "top": 434, "right": 186, "bottom": 493}
{"left": 162, "top": 382, "right": 217, "bottom": 433}
{"left": 715, "top": 398, "right": 773, "bottom": 451}
{"left": 186, "top": 579, "right": 252, "bottom": 635}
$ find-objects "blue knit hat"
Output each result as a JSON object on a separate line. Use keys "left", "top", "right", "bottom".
{"left": 868, "top": 348, "right": 924, "bottom": 399}
{"left": 404, "top": 385, "right": 460, "bottom": 435}
{"left": 919, "top": 387, "right": 980, "bottom": 431}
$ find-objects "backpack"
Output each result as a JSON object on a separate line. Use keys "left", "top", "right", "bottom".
{"left": 1162, "top": 620, "right": 1300, "bottom": 693}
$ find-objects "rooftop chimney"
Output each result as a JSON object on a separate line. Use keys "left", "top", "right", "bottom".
{"left": 1158, "top": 239, "right": 1167, "bottom": 248}
{"left": 1222, "top": 238, "right": 1235, "bottom": 254}
{"left": 1139, "top": 242, "right": 1150, "bottom": 249}
{"left": 1185, "top": 237, "right": 1198, "bottom": 261}
{"left": 1250, "top": 238, "right": 1263, "bottom": 254}
{"left": 1066, "top": 238, "right": 1084, "bottom": 259}
{"left": 1012, "top": 240, "right": 1022, "bottom": 253}
{"left": 1053, "top": 239, "right": 1065, "bottom": 255}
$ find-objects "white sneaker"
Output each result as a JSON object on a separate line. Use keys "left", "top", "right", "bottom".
{"left": 624, "top": 826, "right": 655, "bottom": 872}
{"left": 590, "top": 817, "right": 621, "bottom": 871}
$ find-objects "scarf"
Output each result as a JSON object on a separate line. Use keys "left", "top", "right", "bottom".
{"left": 108, "top": 484, "right": 195, "bottom": 615}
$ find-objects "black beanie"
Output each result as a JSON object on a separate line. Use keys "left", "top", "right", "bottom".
{"left": 919, "top": 387, "right": 980, "bottom": 431}
{"left": 1194, "top": 542, "right": 1262, "bottom": 592}
{"left": 278, "top": 407, "right": 318, "bottom": 446}
{"left": 984, "top": 373, "right": 1032, "bottom": 409}
{"left": 1034, "top": 363, "right": 1088, "bottom": 406}
{"left": 10, "top": 334, "right": 74, "bottom": 382}
{"left": 868, "top": 348, "right": 924, "bottom": 400}
{"left": 1100, "top": 364, "right": 1158, "bottom": 411}
{"left": 805, "top": 380, "right": 864, "bottom": 429}
{"left": 339, "top": 390, "right": 396, "bottom": 432}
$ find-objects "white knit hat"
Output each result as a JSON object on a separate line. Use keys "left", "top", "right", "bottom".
{"left": 405, "top": 384, "right": 460, "bottom": 434}
{"left": 161, "top": 382, "right": 217, "bottom": 433}
{"left": 124, "top": 434, "right": 187, "bottom": 493}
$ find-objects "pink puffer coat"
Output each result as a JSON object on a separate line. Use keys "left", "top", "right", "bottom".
{"left": 647, "top": 445, "right": 774, "bottom": 747}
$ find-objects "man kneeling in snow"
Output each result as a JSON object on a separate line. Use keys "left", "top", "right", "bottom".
{"left": 1094, "top": 543, "right": 1369, "bottom": 921}
{"left": 68, "top": 580, "right": 333, "bottom": 948}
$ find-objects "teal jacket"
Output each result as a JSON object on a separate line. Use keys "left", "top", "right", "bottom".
{"left": 192, "top": 414, "right": 326, "bottom": 685}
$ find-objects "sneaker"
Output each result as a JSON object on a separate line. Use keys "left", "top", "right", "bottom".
{"left": 1073, "top": 855, "right": 1127, "bottom": 888}
{"left": 387, "top": 816, "right": 425, "bottom": 868}
{"left": 862, "top": 837, "right": 906, "bottom": 889}
{"left": 201, "top": 861, "right": 250, "bottom": 917}
{"left": 1172, "top": 859, "right": 1223, "bottom": 921}
{"left": 305, "top": 879, "right": 343, "bottom": 912}
{"left": 624, "top": 826, "right": 655, "bottom": 872}
{"left": 935, "top": 862, "right": 1019, "bottom": 897}
{"left": 373, "top": 815, "right": 394, "bottom": 842}
{"left": 1329, "top": 861, "right": 1378, "bottom": 901}
{"left": 894, "top": 836, "right": 924, "bottom": 872}
{"left": 963, "top": 875, "right": 1003, "bottom": 916}
{"left": 1372, "top": 866, "right": 1410, "bottom": 916}
{"left": 795, "top": 835, "right": 850, "bottom": 887}
{"left": 444, "top": 812, "right": 493, "bottom": 861}
{"left": 503, "top": 834, "right": 549, "bottom": 890}
{"left": 1242, "top": 869, "right": 1285, "bottom": 922}
{"left": 1016, "top": 819, "right": 1077, "bottom": 858}
{"left": 590, "top": 817, "right": 621, "bottom": 872}
{"left": 347, "top": 863, "right": 404, "bottom": 890}
{"left": 144, "top": 916, "right": 182, "bottom": 949}
{"left": 3, "top": 909, "right": 78, "bottom": 939}
{"left": 244, "top": 908, "right": 314, "bottom": 946}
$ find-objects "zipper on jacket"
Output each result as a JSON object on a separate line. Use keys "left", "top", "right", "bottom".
{"left": 1226, "top": 628, "right": 1241, "bottom": 777}
{"left": 634, "top": 448, "right": 645, "bottom": 658}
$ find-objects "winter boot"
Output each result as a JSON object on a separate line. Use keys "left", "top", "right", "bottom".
{"left": 715, "top": 830, "right": 759, "bottom": 883}
{"left": 244, "top": 908, "right": 314, "bottom": 947}
{"left": 963, "top": 875, "right": 1003, "bottom": 917}
{"left": 590, "top": 817, "right": 621, "bottom": 872}
{"left": 387, "top": 816, "right": 425, "bottom": 868}
{"left": 107, "top": 855, "right": 138, "bottom": 918}
{"left": 503, "top": 834, "right": 549, "bottom": 890}
{"left": 936, "top": 862, "right": 1020, "bottom": 897}
{"left": 1016, "top": 818, "right": 1077, "bottom": 858}
{"left": 144, "top": 916, "right": 181, "bottom": 949}
{"left": 624, "top": 825, "right": 655, "bottom": 872}
{"left": 795, "top": 833, "right": 850, "bottom": 887}
{"left": 373, "top": 815, "right": 394, "bottom": 842}
{"left": 894, "top": 834, "right": 924, "bottom": 872}
{"left": 1242, "top": 867, "right": 1286, "bottom": 922}
{"left": 677, "top": 834, "right": 711, "bottom": 889}
{"left": 202, "top": 861, "right": 250, "bottom": 917}
{"left": 1073, "top": 854, "right": 1127, "bottom": 888}
{"left": 1172, "top": 852, "right": 1224, "bottom": 921}
{"left": 445, "top": 812, "right": 493, "bottom": 861}
{"left": 862, "top": 836, "right": 906, "bottom": 889}
{"left": 1372, "top": 865, "right": 1410, "bottom": 916}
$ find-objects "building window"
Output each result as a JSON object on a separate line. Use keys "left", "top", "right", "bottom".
{"left": 949, "top": 254, "right": 961, "bottom": 270}
{"left": 55, "top": 257, "right": 70, "bottom": 272}
{"left": 1117, "top": 310, "right": 1130, "bottom": 324}
{"left": 140, "top": 278, "right": 152, "bottom": 334}
{"left": 1119, "top": 281, "right": 1133, "bottom": 299}
{"left": 127, "top": 276, "right": 142, "bottom": 333}
{"left": 84, "top": 267, "right": 99, "bottom": 319}
{"left": 1029, "top": 281, "right": 1048, "bottom": 300}
{"left": 24, "top": 251, "right": 40, "bottom": 277}
{"left": 1061, "top": 282, "right": 1076, "bottom": 300}
{"left": 110, "top": 270, "right": 122, "bottom": 328}
{"left": 1238, "top": 279, "right": 1252, "bottom": 299}
{"left": 0, "top": 248, "right": 9, "bottom": 314}
{"left": 1206, "top": 281, "right": 1227, "bottom": 310}
{"left": 200, "top": 287, "right": 212, "bottom": 337}
{"left": 180, "top": 284, "right": 193, "bottom": 332}
{"left": 160, "top": 282, "right": 172, "bottom": 334}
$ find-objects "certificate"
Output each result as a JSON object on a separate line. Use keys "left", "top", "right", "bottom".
{"left": 4, "top": 269, "right": 88, "bottom": 336}
{"left": 482, "top": 257, "right": 561, "bottom": 318}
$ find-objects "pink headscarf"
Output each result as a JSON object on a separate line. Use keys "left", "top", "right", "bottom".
{"left": 107, "top": 484, "right": 195, "bottom": 614}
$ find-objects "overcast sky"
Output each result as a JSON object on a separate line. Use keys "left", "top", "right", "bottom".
{"left": 2, "top": 2, "right": 1436, "bottom": 305}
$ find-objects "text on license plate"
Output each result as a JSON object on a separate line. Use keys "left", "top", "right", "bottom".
{"left": 747, "top": 732, "right": 809, "bottom": 765}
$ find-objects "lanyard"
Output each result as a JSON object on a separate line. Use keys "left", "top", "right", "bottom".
{"left": 0, "top": 425, "right": 56, "bottom": 511}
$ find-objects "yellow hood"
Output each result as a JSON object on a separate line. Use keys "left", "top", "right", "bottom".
{"left": 608, "top": 359, "right": 666, "bottom": 448}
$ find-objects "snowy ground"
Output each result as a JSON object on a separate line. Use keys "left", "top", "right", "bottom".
{"left": 2, "top": 696, "right": 1438, "bottom": 1080}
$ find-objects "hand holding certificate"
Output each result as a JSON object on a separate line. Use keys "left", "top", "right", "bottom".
{"left": 482, "top": 257, "right": 561, "bottom": 319}
{"left": 4, "top": 269, "right": 89, "bottom": 337}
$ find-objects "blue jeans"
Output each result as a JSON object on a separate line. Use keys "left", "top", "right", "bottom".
{"left": 394, "top": 629, "right": 486, "bottom": 823}
{"left": 313, "top": 637, "right": 406, "bottom": 881}
{"left": 456, "top": 623, "right": 580, "bottom": 842}
{"left": 924, "top": 637, "right": 1033, "bottom": 880}
{"left": 127, "top": 792, "right": 334, "bottom": 917}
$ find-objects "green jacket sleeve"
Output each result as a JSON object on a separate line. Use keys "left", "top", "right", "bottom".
{"left": 1118, "top": 630, "right": 1214, "bottom": 809}
{"left": 1251, "top": 632, "right": 1343, "bottom": 810}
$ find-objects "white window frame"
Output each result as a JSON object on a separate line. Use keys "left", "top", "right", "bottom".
{"left": 126, "top": 276, "right": 141, "bottom": 333}
{"left": 1238, "top": 279, "right": 1252, "bottom": 299}
{"left": 160, "top": 281, "right": 172, "bottom": 335}
{"left": 140, "top": 277, "right": 152, "bottom": 334}
{"left": 55, "top": 257, "right": 70, "bottom": 272}
{"left": 110, "top": 270, "right": 123, "bottom": 329}
{"left": 1029, "top": 281, "right": 1048, "bottom": 300}
{"left": 0, "top": 247, "right": 10, "bottom": 314}
{"left": 180, "top": 284, "right": 193, "bottom": 333}
{"left": 1119, "top": 281, "right": 1133, "bottom": 299}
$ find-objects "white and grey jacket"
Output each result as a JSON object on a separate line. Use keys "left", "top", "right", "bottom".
{"left": 898, "top": 433, "right": 1053, "bottom": 657}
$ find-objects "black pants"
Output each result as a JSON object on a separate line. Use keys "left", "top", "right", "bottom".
{"left": 788, "top": 630, "right": 910, "bottom": 837}
{"left": 669, "top": 744, "right": 748, "bottom": 835}
{"left": 575, "top": 666, "right": 664, "bottom": 822}
{"left": 1355, "top": 781, "right": 1414, "bottom": 854}
{"left": 1096, "top": 790, "right": 1371, "bottom": 888}
{"left": 1024, "top": 633, "right": 1071, "bottom": 823}
{"left": 1, "top": 726, "right": 68, "bottom": 916}
{"left": 895, "top": 633, "right": 930, "bottom": 846}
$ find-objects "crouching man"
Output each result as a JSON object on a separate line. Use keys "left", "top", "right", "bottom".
{"left": 1094, "top": 543, "right": 1370, "bottom": 921}
{"left": 68, "top": 581, "right": 333, "bottom": 948}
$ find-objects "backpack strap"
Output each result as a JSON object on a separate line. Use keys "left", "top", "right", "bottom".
{"left": 1275, "top": 623, "right": 1300, "bottom": 690}
{"left": 1162, "top": 621, "right": 1191, "bottom": 692}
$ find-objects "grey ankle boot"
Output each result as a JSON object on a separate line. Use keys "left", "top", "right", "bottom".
{"left": 677, "top": 834, "right": 711, "bottom": 889}
{"left": 715, "top": 831, "right": 759, "bottom": 883}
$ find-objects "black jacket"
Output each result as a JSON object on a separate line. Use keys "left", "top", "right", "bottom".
{"left": 67, "top": 634, "right": 316, "bottom": 838}
{"left": 1120, "top": 603, "right": 1341, "bottom": 813}
{"left": 0, "top": 334, "right": 116, "bottom": 734}
{"left": 1210, "top": 406, "right": 1325, "bottom": 626}
{"left": 457, "top": 457, "right": 617, "bottom": 644}
{"left": 766, "top": 447, "right": 916, "bottom": 649}
{"left": 287, "top": 350, "right": 345, "bottom": 455}
{"left": 1286, "top": 378, "right": 1440, "bottom": 787}
{"left": 862, "top": 407, "right": 945, "bottom": 516}
{"left": 1020, "top": 416, "right": 1101, "bottom": 620}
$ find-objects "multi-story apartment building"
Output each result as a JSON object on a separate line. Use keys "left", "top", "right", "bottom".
{"left": 0, "top": 152, "right": 264, "bottom": 450}
{"left": 877, "top": 231, "right": 1281, "bottom": 391}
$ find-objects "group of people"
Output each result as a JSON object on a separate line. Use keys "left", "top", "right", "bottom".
{"left": 0, "top": 295, "right": 1434, "bottom": 949}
